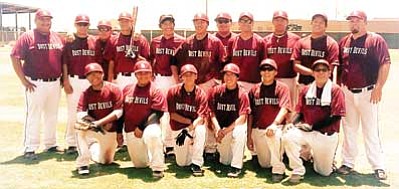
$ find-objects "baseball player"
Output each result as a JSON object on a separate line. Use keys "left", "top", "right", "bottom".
{"left": 122, "top": 60, "right": 166, "bottom": 179}
{"left": 208, "top": 63, "right": 250, "bottom": 178}
{"left": 282, "top": 59, "right": 345, "bottom": 183}
{"left": 62, "top": 14, "right": 96, "bottom": 154}
{"left": 10, "top": 9, "right": 64, "bottom": 160}
{"left": 166, "top": 64, "right": 208, "bottom": 176}
{"left": 226, "top": 12, "right": 266, "bottom": 92}
{"left": 336, "top": 10, "right": 390, "bottom": 180}
{"left": 291, "top": 13, "right": 339, "bottom": 87}
{"left": 264, "top": 11, "right": 301, "bottom": 109}
{"left": 95, "top": 19, "right": 116, "bottom": 82}
{"left": 213, "top": 12, "right": 237, "bottom": 49}
{"left": 247, "top": 58, "right": 291, "bottom": 182}
{"left": 149, "top": 14, "right": 185, "bottom": 155}
{"left": 75, "top": 63, "right": 123, "bottom": 175}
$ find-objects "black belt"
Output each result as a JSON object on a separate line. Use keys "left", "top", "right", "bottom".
{"left": 349, "top": 85, "right": 374, "bottom": 94}
{"left": 30, "top": 77, "right": 58, "bottom": 82}
{"left": 120, "top": 72, "right": 133, "bottom": 76}
{"left": 69, "top": 74, "right": 86, "bottom": 79}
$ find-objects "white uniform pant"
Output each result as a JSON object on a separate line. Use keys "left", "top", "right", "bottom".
{"left": 126, "top": 124, "right": 165, "bottom": 171}
{"left": 65, "top": 76, "right": 90, "bottom": 147}
{"left": 173, "top": 124, "right": 206, "bottom": 167}
{"left": 217, "top": 124, "right": 247, "bottom": 169}
{"left": 24, "top": 77, "right": 61, "bottom": 152}
{"left": 282, "top": 128, "right": 338, "bottom": 176}
{"left": 251, "top": 128, "right": 285, "bottom": 174}
{"left": 341, "top": 86, "right": 384, "bottom": 170}
{"left": 76, "top": 130, "right": 117, "bottom": 167}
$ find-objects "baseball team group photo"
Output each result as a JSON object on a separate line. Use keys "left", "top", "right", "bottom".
{"left": 0, "top": 1, "right": 398, "bottom": 188}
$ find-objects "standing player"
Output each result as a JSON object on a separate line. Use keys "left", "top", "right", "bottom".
{"left": 11, "top": 9, "right": 64, "bottom": 160}
{"left": 62, "top": 14, "right": 96, "bottom": 154}
{"left": 167, "top": 64, "right": 208, "bottom": 176}
{"left": 208, "top": 63, "right": 250, "bottom": 178}
{"left": 282, "top": 59, "right": 345, "bottom": 183}
{"left": 336, "top": 10, "right": 390, "bottom": 180}
{"left": 226, "top": 12, "right": 266, "bottom": 92}
{"left": 75, "top": 63, "right": 123, "bottom": 175}
{"left": 149, "top": 14, "right": 185, "bottom": 155}
{"left": 264, "top": 11, "right": 300, "bottom": 109}
{"left": 214, "top": 12, "right": 237, "bottom": 49}
{"left": 292, "top": 13, "right": 339, "bottom": 88}
{"left": 122, "top": 60, "right": 166, "bottom": 179}
{"left": 95, "top": 19, "right": 115, "bottom": 82}
{"left": 247, "top": 59, "right": 291, "bottom": 182}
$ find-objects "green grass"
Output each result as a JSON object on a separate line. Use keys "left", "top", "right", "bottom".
{"left": 0, "top": 48, "right": 398, "bottom": 189}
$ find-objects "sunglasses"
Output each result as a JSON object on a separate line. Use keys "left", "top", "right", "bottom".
{"left": 260, "top": 66, "right": 275, "bottom": 71}
{"left": 77, "top": 23, "right": 89, "bottom": 27}
{"left": 98, "top": 27, "right": 110, "bottom": 32}
{"left": 239, "top": 19, "right": 252, "bottom": 24}
{"left": 217, "top": 19, "right": 230, "bottom": 24}
{"left": 313, "top": 68, "right": 329, "bottom": 72}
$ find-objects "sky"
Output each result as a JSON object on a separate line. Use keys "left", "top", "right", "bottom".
{"left": 2, "top": 0, "right": 398, "bottom": 32}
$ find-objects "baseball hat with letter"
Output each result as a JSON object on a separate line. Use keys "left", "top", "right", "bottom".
{"left": 118, "top": 11, "right": 132, "bottom": 21}
{"left": 215, "top": 12, "right": 232, "bottom": 21}
{"left": 259, "top": 58, "right": 278, "bottom": 70}
{"left": 180, "top": 64, "right": 198, "bottom": 77}
{"left": 134, "top": 60, "right": 152, "bottom": 73}
{"left": 75, "top": 14, "right": 90, "bottom": 24}
{"left": 193, "top": 13, "right": 209, "bottom": 23}
{"left": 35, "top": 9, "right": 53, "bottom": 19}
{"left": 97, "top": 20, "right": 112, "bottom": 28}
{"left": 311, "top": 59, "right": 330, "bottom": 69}
{"left": 159, "top": 14, "right": 175, "bottom": 24}
{"left": 273, "top": 10, "right": 288, "bottom": 20}
{"left": 222, "top": 63, "right": 240, "bottom": 75}
{"left": 239, "top": 12, "right": 254, "bottom": 21}
{"left": 346, "top": 10, "right": 367, "bottom": 21}
{"left": 84, "top": 63, "right": 104, "bottom": 76}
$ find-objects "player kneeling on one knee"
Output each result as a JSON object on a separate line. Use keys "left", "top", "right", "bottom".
{"left": 281, "top": 59, "right": 345, "bottom": 183}
{"left": 75, "top": 63, "right": 123, "bottom": 175}
{"left": 167, "top": 64, "right": 208, "bottom": 176}
{"left": 207, "top": 63, "right": 250, "bottom": 178}
{"left": 247, "top": 59, "right": 292, "bottom": 182}
{"left": 122, "top": 60, "right": 166, "bottom": 179}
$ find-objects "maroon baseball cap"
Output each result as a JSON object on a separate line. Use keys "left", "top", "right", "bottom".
{"left": 118, "top": 12, "right": 132, "bottom": 21}
{"left": 311, "top": 59, "right": 330, "bottom": 69}
{"left": 180, "top": 64, "right": 198, "bottom": 77}
{"left": 97, "top": 20, "right": 112, "bottom": 28}
{"left": 159, "top": 14, "right": 175, "bottom": 24}
{"left": 134, "top": 60, "right": 152, "bottom": 73}
{"left": 193, "top": 13, "right": 209, "bottom": 22}
{"left": 259, "top": 58, "right": 278, "bottom": 70}
{"left": 273, "top": 10, "right": 288, "bottom": 20}
{"left": 35, "top": 9, "right": 53, "bottom": 19}
{"left": 346, "top": 10, "right": 367, "bottom": 21}
{"left": 239, "top": 12, "right": 254, "bottom": 21}
{"left": 215, "top": 12, "right": 232, "bottom": 21}
{"left": 222, "top": 63, "right": 240, "bottom": 75}
{"left": 312, "top": 13, "right": 328, "bottom": 23}
{"left": 84, "top": 63, "right": 103, "bottom": 76}
{"left": 75, "top": 14, "right": 90, "bottom": 24}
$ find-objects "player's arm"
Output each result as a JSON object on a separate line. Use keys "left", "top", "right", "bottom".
{"left": 108, "top": 60, "right": 115, "bottom": 82}
{"left": 246, "top": 114, "right": 254, "bottom": 151}
{"left": 293, "top": 60, "right": 313, "bottom": 76}
{"left": 62, "top": 63, "right": 73, "bottom": 94}
{"left": 224, "top": 114, "right": 247, "bottom": 134}
{"left": 137, "top": 110, "right": 164, "bottom": 131}
{"left": 170, "top": 113, "right": 192, "bottom": 125}
{"left": 372, "top": 62, "right": 390, "bottom": 103}
{"left": 10, "top": 56, "right": 36, "bottom": 92}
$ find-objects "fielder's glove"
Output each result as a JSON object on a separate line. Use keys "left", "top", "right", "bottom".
{"left": 74, "top": 116, "right": 105, "bottom": 134}
{"left": 295, "top": 123, "right": 312, "bottom": 132}
{"left": 175, "top": 129, "right": 193, "bottom": 146}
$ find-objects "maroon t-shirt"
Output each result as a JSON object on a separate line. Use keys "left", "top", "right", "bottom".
{"left": 226, "top": 33, "right": 266, "bottom": 83}
{"left": 248, "top": 81, "right": 291, "bottom": 129}
{"left": 208, "top": 84, "right": 250, "bottom": 128}
{"left": 339, "top": 32, "right": 391, "bottom": 88}
{"left": 296, "top": 84, "right": 345, "bottom": 133}
{"left": 123, "top": 82, "right": 166, "bottom": 132}
{"left": 77, "top": 82, "right": 123, "bottom": 132}
{"left": 11, "top": 29, "right": 64, "bottom": 78}
{"left": 264, "top": 32, "right": 300, "bottom": 78}
{"left": 63, "top": 35, "right": 96, "bottom": 77}
{"left": 107, "top": 33, "right": 150, "bottom": 73}
{"left": 95, "top": 35, "right": 117, "bottom": 79}
{"left": 167, "top": 84, "right": 208, "bottom": 131}
{"left": 150, "top": 33, "right": 185, "bottom": 76}
{"left": 174, "top": 33, "right": 226, "bottom": 84}
{"left": 291, "top": 35, "right": 339, "bottom": 85}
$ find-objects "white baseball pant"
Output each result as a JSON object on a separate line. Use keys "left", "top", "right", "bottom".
{"left": 173, "top": 124, "right": 206, "bottom": 167}
{"left": 217, "top": 124, "right": 247, "bottom": 169}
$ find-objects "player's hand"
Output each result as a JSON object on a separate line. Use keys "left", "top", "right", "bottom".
{"left": 22, "top": 79, "right": 36, "bottom": 92}
{"left": 370, "top": 85, "right": 382, "bottom": 104}
{"left": 187, "top": 124, "right": 195, "bottom": 131}
{"left": 102, "top": 123, "right": 113, "bottom": 131}
{"left": 117, "top": 133, "right": 124, "bottom": 147}
{"left": 63, "top": 80, "right": 73, "bottom": 94}
{"left": 247, "top": 137, "right": 254, "bottom": 151}
{"left": 65, "top": 32, "right": 75, "bottom": 43}
{"left": 216, "top": 129, "right": 225, "bottom": 143}
{"left": 134, "top": 127, "right": 143, "bottom": 138}
{"left": 265, "top": 123, "right": 278, "bottom": 137}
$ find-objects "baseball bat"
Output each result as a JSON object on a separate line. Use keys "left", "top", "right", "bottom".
{"left": 126, "top": 6, "right": 139, "bottom": 59}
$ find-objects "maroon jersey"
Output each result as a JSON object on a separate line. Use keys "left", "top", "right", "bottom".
{"left": 296, "top": 84, "right": 345, "bottom": 134}
{"left": 95, "top": 35, "right": 117, "bottom": 79}
{"left": 63, "top": 35, "right": 96, "bottom": 77}
{"left": 77, "top": 82, "right": 123, "bottom": 132}
{"left": 208, "top": 84, "right": 250, "bottom": 128}
{"left": 339, "top": 32, "right": 391, "bottom": 88}
{"left": 291, "top": 35, "right": 339, "bottom": 85}
{"left": 214, "top": 32, "right": 238, "bottom": 49}
{"left": 10, "top": 29, "right": 64, "bottom": 78}
{"left": 264, "top": 32, "right": 300, "bottom": 78}
{"left": 167, "top": 84, "right": 208, "bottom": 131}
{"left": 226, "top": 33, "right": 266, "bottom": 83}
{"left": 107, "top": 33, "right": 150, "bottom": 73}
{"left": 248, "top": 81, "right": 291, "bottom": 129}
{"left": 150, "top": 33, "right": 185, "bottom": 76}
{"left": 123, "top": 82, "right": 166, "bottom": 132}
{"left": 174, "top": 33, "right": 226, "bottom": 84}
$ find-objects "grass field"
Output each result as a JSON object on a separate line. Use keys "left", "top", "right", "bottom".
{"left": 0, "top": 47, "right": 397, "bottom": 189}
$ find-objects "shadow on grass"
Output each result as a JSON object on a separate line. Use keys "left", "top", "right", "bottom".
{"left": 0, "top": 151, "right": 78, "bottom": 165}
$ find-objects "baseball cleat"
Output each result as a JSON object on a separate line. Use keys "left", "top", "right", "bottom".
{"left": 288, "top": 174, "right": 304, "bottom": 184}
{"left": 152, "top": 171, "right": 164, "bottom": 179}
{"left": 45, "top": 146, "right": 64, "bottom": 153}
{"left": 77, "top": 166, "right": 90, "bottom": 175}
{"left": 271, "top": 173, "right": 285, "bottom": 182}
{"left": 65, "top": 146, "right": 77, "bottom": 155}
{"left": 23, "top": 151, "right": 38, "bottom": 160}
{"left": 336, "top": 165, "right": 354, "bottom": 175}
{"left": 227, "top": 167, "right": 242, "bottom": 178}
{"left": 374, "top": 169, "right": 387, "bottom": 180}
{"left": 191, "top": 164, "right": 204, "bottom": 177}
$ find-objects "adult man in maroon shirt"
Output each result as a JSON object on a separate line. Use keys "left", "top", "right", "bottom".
{"left": 11, "top": 9, "right": 64, "bottom": 160}
{"left": 95, "top": 19, "right": 116, "bottom": 81}
{"left": 336, "top": 10, "right": 390, "bottom": 180}
{"left": 75, "top": 63, "right": 123, "bottom": 175}
{"left": 213, "top": 12, "right": 237, "bottom": 49}
{"left": 282, "top": 59, "right": 345, "bottom": 184}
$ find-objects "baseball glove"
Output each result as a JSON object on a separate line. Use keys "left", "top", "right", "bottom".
{"left": 74, "top": 116, "right": 105, "bottom": 134}
{"left": 175, "top": 129, "right": 193, "bottom": 146}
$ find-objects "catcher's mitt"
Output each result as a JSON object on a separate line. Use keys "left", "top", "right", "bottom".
{"left": 74, "top": 116, "right": 105, "bottom": 134}
{"left": 175, "top": 129, "right": 193, "bottom": 146}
